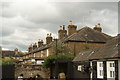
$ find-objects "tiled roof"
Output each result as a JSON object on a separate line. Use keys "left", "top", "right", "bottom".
{"left": 73, "top": 35, "right": 120, "bottom": 62}
{"left": 2, "top": 51, "right": 15, "bottom": 57}
{"left": 90, "top": 36, "right": 120, "bottom": 60}
{"left": 2, "top": 50, "right": 23, "bottom": 57}
{"left": 73, "top": 48, "right": 99, "bottom": 62}
{"left": 65, "top": 27, "right": 112, "bottom": 43}
{"left": 26, "top": 27, "right": 112, "bottom": 55}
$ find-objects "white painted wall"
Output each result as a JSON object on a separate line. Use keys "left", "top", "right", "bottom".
{"left": 107, "top": 61, "right": 115, "bottom": 80}
{"left": 36, "top": 60, "right": 44, "bottom": 65}
{"left": 97, "top": 61, "right": 103, "bottom": 79}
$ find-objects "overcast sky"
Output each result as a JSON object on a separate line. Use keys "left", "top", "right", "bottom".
{"left": 0, "top": 0, "right": 119, "bottom": 51}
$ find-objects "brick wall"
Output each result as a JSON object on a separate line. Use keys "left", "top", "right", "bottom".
{"left": 15, "top": 64, "right": 49, "bottom": 78}
{"left": 66, "top": 42, "right": 105, "bottom": 55}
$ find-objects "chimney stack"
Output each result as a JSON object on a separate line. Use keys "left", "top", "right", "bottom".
{"left": 38, "top": 39, "right": 43, "bottom": 48}
{"left": 46, "top": 33, "right": 53, "bottom": 44}
{"left": 33, "top": 43, "right": 37, "bottom": 50}
{"left": 14, "top": 48, "right": 18, "bottom": 55}
{"left": 93, "top": 23, "right": 102, "bottom": 32}
{"left": 28, "top": 44, "right": 33, "bottom": 52}
{"left": 68, "top": 20, "right": 77, "bottom": 36}
{"left": 58, "top": 25, "right": 67, "bottom": 39}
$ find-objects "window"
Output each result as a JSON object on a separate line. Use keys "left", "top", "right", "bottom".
{"left": 107, "top": 61, "right": 115, "bottom": 78}
{"left": 110, "top": 71, "right": 115, "bottom": 78}
{"left": 110, "top": 63, "right": 115, "bottom": 67}
{"left": 78, "top": 65, "right": 82, "bottom": 71}
{"left": 97, "top": 62, "right": 103, "bottom": 78}
{"left": 100, "top": 70, "right": 103, "bottom": 76}
{"left": 78, "top": 65, "right": 84, "bottom": 72}
{"left": 99, "top": 63, "right": 103, "bottom": 67}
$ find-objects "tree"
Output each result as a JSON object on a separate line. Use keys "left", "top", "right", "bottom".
{"left": 43, "top": 54, "right": 74, "bottom": 68}
{"left": 43, "top": 41, "right": 74, "bottom": 68}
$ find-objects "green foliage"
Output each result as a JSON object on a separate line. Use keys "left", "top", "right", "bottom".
{"left": 0, "top": 60, "right": 16, "bottom": 65}
{"left": 43, "top": 54, "right": 74, "bottom": 68}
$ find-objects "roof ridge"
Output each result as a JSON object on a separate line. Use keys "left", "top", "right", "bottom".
{"left": 93, "top": 28, "right": 113, "bottom": 38}
{"left": 67, "top": 27, "right": 92, "bottom": 40}
{"left": 77, "top": 26, "right": 91, "bottom": 33}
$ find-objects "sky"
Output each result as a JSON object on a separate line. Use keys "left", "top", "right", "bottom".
{"left": 0, "top": 0, "right": 119, "bottom": 51}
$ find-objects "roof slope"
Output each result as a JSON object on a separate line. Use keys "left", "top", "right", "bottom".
{"left": 2, "top": 51, "right": 23, "bottom": 57}
{"left": 26, "top": 27, "right": 112, "bottom": 55}
{"left": 73, "top": 48, "right": 99, "bottom": 62}
{"left": 65, "top": 27, "right": 112, "bottom": 43}
{"left": 73, "top": 35, "right": 120, "bottom": 62}
{"left": 90, "top": 36, "right": 120, "bottom": 59}
{"left": 2, "top": 51, "right": 15, "bottom": 57}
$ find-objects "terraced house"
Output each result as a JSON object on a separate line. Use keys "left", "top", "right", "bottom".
{"left": 73, "top": 34, "right": 120, "bottom": 80}
{"left": 20, "top": 21, "right": 112, "bottom": 65}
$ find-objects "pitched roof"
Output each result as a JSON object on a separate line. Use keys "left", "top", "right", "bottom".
{"left": 26, "top": 27, "right": 112, "bottom": 55}
{"left": 73, "top": 48, "right": 99, "bottom": 62}
{"left": 65, "top": 27, "right": 112, "bottom": 43}
{"left": 73, "top": 35, "right": 120, "bottom": 62}
{"left": 2, "top": 51, "right": 15, "bottom": 57}
{"left": 2, "top": 50, "right": 23, "bottom": 57}
{"left": 90, "top": 36, "right": 120, "bottom": 60}
{"left": 25, "top": 41, "right": 55, "bottom": 55}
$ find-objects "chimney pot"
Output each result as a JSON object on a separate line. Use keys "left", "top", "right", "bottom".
{"left": 60, "top": 26, "right": 62, "bottom": 30}
{"left": 47, "top": 34, "right": 49, "bottom": 37}
{"left": 69, "top": 20, "right": 72, "bottom": 25}
{"left": 97, "top": 23, "right": 100, "bottom": 28}
{"left": 50, "top": 33, "right": 52, "bottom": 37}
{"left": 63, "top": 25, "right": 65, "bottom": 30}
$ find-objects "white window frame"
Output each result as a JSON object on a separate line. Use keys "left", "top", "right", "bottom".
{"left": 107, "top": 61, "right": 115, "bottom": 79}
{"left": 47, "top": 49, "right": 49, "bottom": 57}
{"left": 97, "top": 62, "right": 103, "bottom": 79}
{"left": 78, "top": 65, "right": 84, "bottom": 72}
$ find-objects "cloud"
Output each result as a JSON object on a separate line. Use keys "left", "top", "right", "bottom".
{"left": 1, "top": 0, "right": 118, "bottom": 51}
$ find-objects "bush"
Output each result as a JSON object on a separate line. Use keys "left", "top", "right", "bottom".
{"left": 0, "top": 60, "right": 16, "bottom": 65}
{"left": 43, "top": 54, "right": 74, "bottom": 68}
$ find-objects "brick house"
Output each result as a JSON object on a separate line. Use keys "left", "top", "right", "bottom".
{"left": 20, "top": 21, "right": 112, "bottom": 65}
{"left": 73, "top": 34, "right": 120, "bottom": 80}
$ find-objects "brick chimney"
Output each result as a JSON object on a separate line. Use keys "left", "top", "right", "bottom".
{"left": 38, "top": 39, "right": 43, "bottom": 48}
{"left": 93, "top": 23, "right": 102, "bottom": 32}
{"left": 28, "top": 44, "right": 33, "bottom": 52}
{"left": 46, "top": 33, "right": 53, "bottom": 44}
{"left": 33, "top": 43, "right": 37, "bottom": 50}
{"left": 58, "top": 25, "right": 67, "bottom": 39}
{"left": 14, "top": 48, "right": 18, "bottom": 55}
{"left": 68, "top": 20, "right": 77, "bottom": 36}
